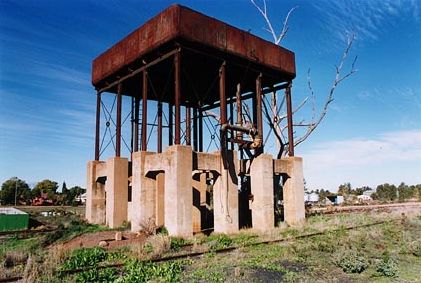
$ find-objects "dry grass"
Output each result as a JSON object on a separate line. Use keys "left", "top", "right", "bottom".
{"left": 132, "top": 234, "right": 171, "bottom": 259}
{"left": 139, "top": 218, "right": 158, "bottom": 235}
{"left": 3, "top": 250, "right": 28, "bottom": 268}
{"left": 21, "top": 245, "right": 66, "bottom": 283}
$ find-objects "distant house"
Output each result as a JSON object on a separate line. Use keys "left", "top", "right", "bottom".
{"left": 357, "top": 195, "right": 372, "bottom": 203}
{"left": 32, "top": 193, "right": 54, "bottom": 206}
{"left": 326, "top": 195, "right": 344, "bottom": 205}
{"left": 76, "top": 193, "right": 87, "bottom": 204}
{"left": 304, "top": 192, "right": 319, "bottom": 203}
{"left": 363, "top": 190, "right": 375, "bottom": 196}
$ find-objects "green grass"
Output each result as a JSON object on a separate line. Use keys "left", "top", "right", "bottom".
{"left": 0, "top": 236, "right": 41, "bottom": 259}
{"left": 3, "top": 209, "right": 421, "bottom": 282}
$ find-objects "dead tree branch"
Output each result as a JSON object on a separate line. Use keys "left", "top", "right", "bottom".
{"left": 250, "top": 0, "right": 298, "bottom": 45}
{"left": 294, "top": 34, "right": 357, "bottom": 147}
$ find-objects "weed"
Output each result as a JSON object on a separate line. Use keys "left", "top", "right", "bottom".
{"left": 170, "top": 237, "right": 187, "bottom": 251}
{"left": 334, "top": 249, "right": 369, "bottom": 273}
{"left": 75, "top": 267, "right": 118, "bottom": 283}
{"left": 140, "top": 218, "right": 157, "bottom": 235}
{"left": 0, "top": 237, "right": 40, "bottom": 259}
{"left": 232, "top": 233, "right": 257, "bottom": 247}
{"left": 187, "top": 268, "right": 226, "bottom": 282}
{"left": 376, "top": 254, "right": 398, "bottom": 277}
{"left": 157, "top": 226, "right": 169, "bottom": 235}
{"left": 60, "top": 247, "right": 107, "bottom": 270}
{"left": 207, "top": 233, "right": 233, "bottom": 250}
{"left": 120, "top": 259, "right": 183, "bottom": 282}
{"left": 144, "top": 234, "right": 171, "bottom": 258}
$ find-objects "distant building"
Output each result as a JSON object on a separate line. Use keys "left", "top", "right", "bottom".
{"left": 357, "top": 195, "right": 372, "bottom": 202}
{"left": 77, "top": 193, "right": 87, "bottom": 204}
{"left": 326, "top": 195, "right": 344, "bottom": 205}
{"left": 304, "top": 192, "right": 319, "bottom": 203}
{"left": 363, "top": 190, "right": 375, "bottom": 196}
{"left": 0, "top": 208, "right": 29, "bottom": 231}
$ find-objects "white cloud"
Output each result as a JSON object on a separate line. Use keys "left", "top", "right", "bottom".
{"left": 302, "top": 129, "right": 421, "bottom": 191}
{"left": 314, "top": 0, "right": 421, "bottom": 44}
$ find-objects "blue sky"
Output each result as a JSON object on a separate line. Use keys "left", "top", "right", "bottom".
{"left": 1, "top": 0, "right": 420, "bottom": 191}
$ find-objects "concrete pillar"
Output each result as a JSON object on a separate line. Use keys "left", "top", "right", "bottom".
{"left": 131, "top": 152, "right": 157, "bottom": 232}
{"left": 155, "top": 173, "right": 165, "bottom": 227}
{"left": 250, "top": 154, "right": 275, "bottom": 231}
{"left": 192, "top": 172, "right": 208, "bottom": 233}
{"left": 213, "top": 150, "right": 239, "bottom": 234}
{"left": 105, "top": 157, "right": 128, "bottom": 228}
{"left": 283, "top": 157, "right": 305, "bottom": 226}
{"left": 162, "top": 145, "right": 193, "bottom": 237}
{"left": 86, "top": 161, "right": 106, "bottom": 225}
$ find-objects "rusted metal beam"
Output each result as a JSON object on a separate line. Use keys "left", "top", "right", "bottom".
{"left": 130, "top": 96, "right": 134, "bottom": 156}
{"left": 97, "top": 48, "right": 180, "bottom": 94}
{"left": 198, "top": 109, "right": 203, "bottom": 152}
{"left": 94, "top": 92, "right": 101, "bottom": 161}
{"left": 186, "top": 106, "right": 191, "bottom": 145}
{"left": 235, "top": 84, "right": 243, "bottom": 141}
{"left": 201, "top": 83, "right": 288, "bottom": 111}
{"left": 142, "top": 71, "right": 148, "bottom": 151}
{"left": 286, "top": 82, "right": 294, "bottom": 156}
{"left": 174, "top": 51, "right": 181, "bottom": 145}
{"left": 157, "top": 101, "right": 163, "bottom": 153}
{"left": 219, "top": 61, "right": 227, "bottom": 125}
{"left": 116, "top": 83, "right": 122, "bottom": 157}
{"left": 193, "top": 107, "right": 198, "bottom": 151}
{"left": 169, "top": 104, "right": 173, "bottom": 146}
{"left": 256, "top": 73, "right": 263, "bottom": 154}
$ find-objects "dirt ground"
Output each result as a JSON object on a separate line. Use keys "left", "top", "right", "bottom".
{"left": 59, "top": 230, "right": 147, "bottom": 250}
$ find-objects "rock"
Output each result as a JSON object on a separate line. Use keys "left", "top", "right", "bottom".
{"left": 98, "top": 241, "right": 108, "bottom": 247}
{"left": 115, "top": 232, "right": 123, "bottom": 241}
{"left": 234, "top": 267, "right": 242, "bottom": 277}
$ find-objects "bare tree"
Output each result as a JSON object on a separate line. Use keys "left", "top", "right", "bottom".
{"left": 251, "top": 0, "right": 357, "bottom": 157}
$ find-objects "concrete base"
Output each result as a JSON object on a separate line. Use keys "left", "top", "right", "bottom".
{"left": 192, "top": 172, "right": 208, "bottom": 233}
{"left": 250, "top": 154, "right": 275, "bottom": 230}
{"left": 131, "top": 151, "right": 157, "bottom": 232}
{"left": 155, "top": 173, "right": 165, "bottom": 228}
{"left": 282, "top": 157, "right": 305, "bottom": 226}
{"left": 105, "top": 157, "right": 128, "bottom": 228}
{"left": 213, "top": 151, "right": 239, "bottom": 234}
{"left": 145, "top": 145, "right": 193, "bottom": 237}
{"left": 86, "top": 161, "right": 106, "bottom": 225}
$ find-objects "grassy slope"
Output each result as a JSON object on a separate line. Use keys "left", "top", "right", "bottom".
{"left": 181, "top": 213, "right": 421, "bottom": 282}
{"left": 1, "top": 209, "right": 420, "bottom": 282}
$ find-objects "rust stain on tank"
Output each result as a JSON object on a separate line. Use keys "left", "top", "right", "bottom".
{"left": 92, "top": 4, "right": 296, "bottom": 87}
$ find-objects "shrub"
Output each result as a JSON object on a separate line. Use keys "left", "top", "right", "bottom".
{"left": 409, "top": 240, "right": 421, "bottom": 257}
{"left": 170, "top": 237, "right": 186, "bottom": 252}
{"left": 376, "top": 255, "right": 398, "bottom": 277}
{"left": 207, "top": 234, "right": 233, "bottom": 251}
{"left": 143, "top": 234, "right": 171, "bottom": 259}
{"left": 334, "top": 250, "right": 369, "bottom": 273}
{"left": 76, "top": 267, "right": 117, "bottom": 283}
{"left": 121, "top": 259, "right": 183, "bottom": 282}
{"left": 61, "top": 247, "right": 107, "bottom": 270}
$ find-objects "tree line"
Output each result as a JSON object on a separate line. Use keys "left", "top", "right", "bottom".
{"left": 308, "top": 182, "right": 421, "bottom": 202}
{"left": 0, "top": 177, "right": 85, "bottom": 206}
